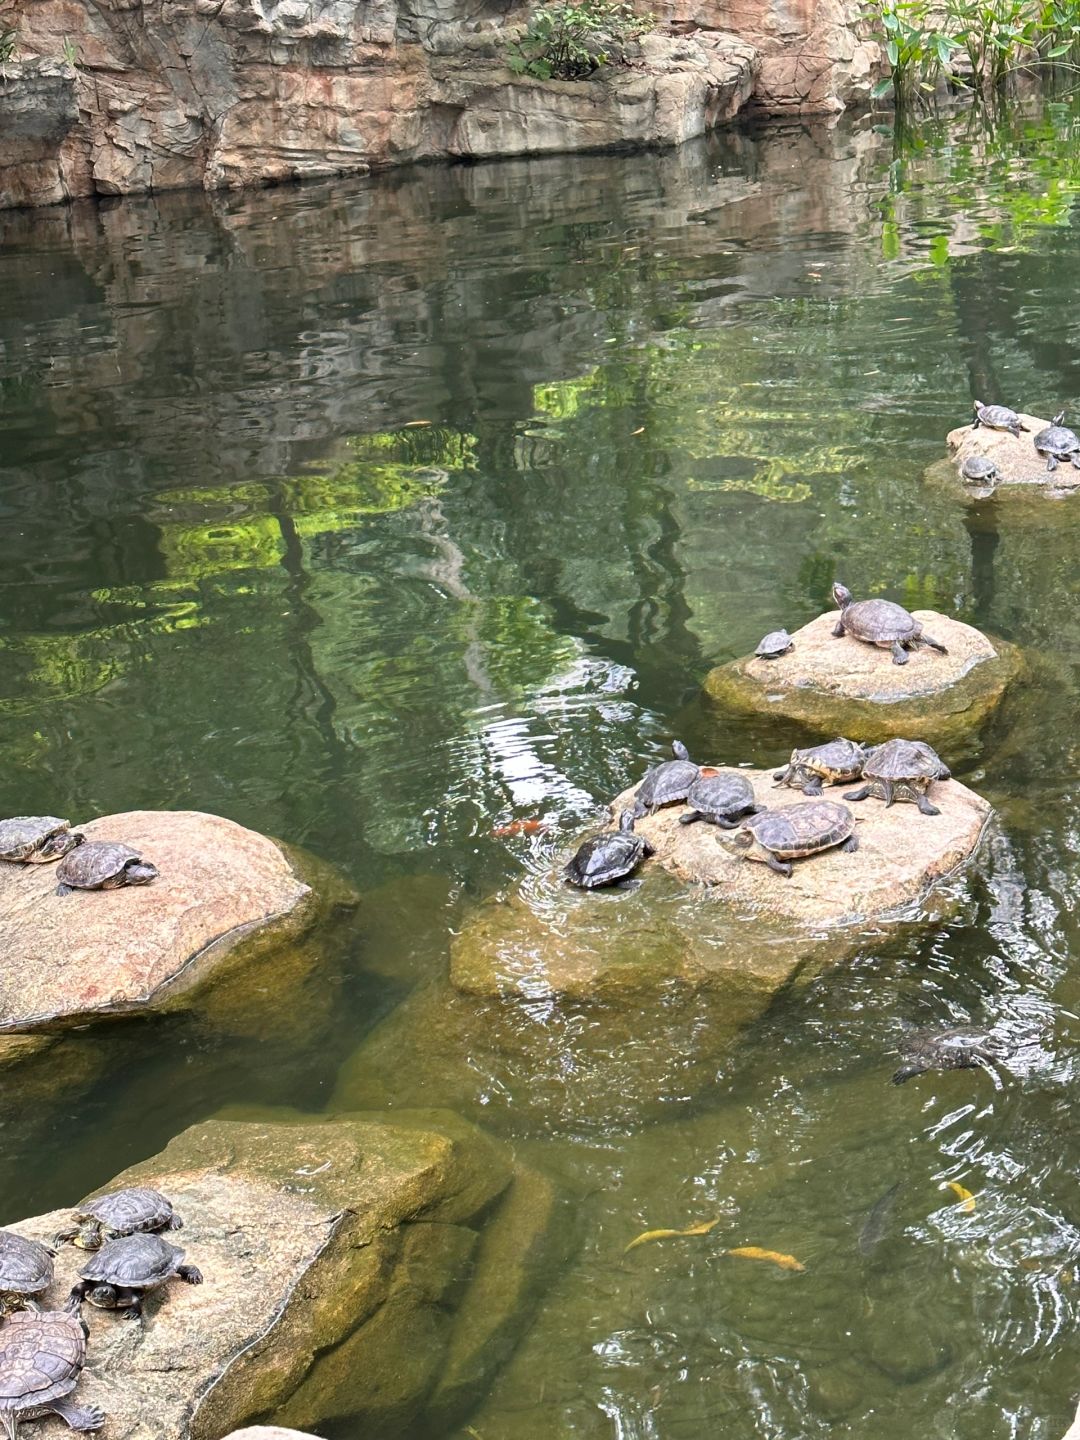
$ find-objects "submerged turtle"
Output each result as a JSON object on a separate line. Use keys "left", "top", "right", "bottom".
{"left": 773, "top": 738, "right": 866, "bottom": 797}
{"left": 67, "top": 1234, "right": 202, "bottom": 1321}
{"left": 754, "top": 629, "right": 793, "bottom": 660}
{"left": 0, "top": 1309, "right": 103, "bottom": 1440}
{"left": 0, "top": 819, "right": 83, "bottom": 866}
{"left": 53, "top": 1189, "right": 181, "bottom": 1252}
{"left": 844, "top": 737, "right": 950, "bottom": 816}
{"left": 55, "top": 842, "right": 158, "bottom": 897}
{"left": 565, "top": 811, "right": 655, "bottom": 890}
{"left": 1033, "top": 411, "right": 1080, "bottom": 472}
{"left": 831, "top": 583, "right": 948, "bottom": 667}
{"left": 971, "top": 400, "right": 1028, "bottom": 438}
{"left": 631, "top": 741, "right": 700, "bottom": 819}
{"left": 717, "top": 799, "right": 857, "bottom": 879}
{"left": 679, "top": 770, "right": 759, "bottom": 829}
{"left": 0, "top": 1233, "right": 54, "bottom": 1315}
{"left": 892, "top": 1025, "right": 1012, "bottom": 1084}
{"left": 960, "top": 455, "right": 999, "bottom": 487}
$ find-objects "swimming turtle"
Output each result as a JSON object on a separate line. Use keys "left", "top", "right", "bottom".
{"left": 66, "top": 1234, "right": 202, "bottom": 1321}
{"left": 1033, "top": 411, "right": 1080, "bottom": 472}
{"left": 631, "top": 741, "right": 700, "bottom": 819}
{"left": 679, "top": 770, "right": 759, "bottom": 828}
{"left": 971, "top": 400, "right": 1028, "bottom": 438}
{"left": 844, "top": 737, "right": 950, "bottom": 816}
{"left": 773, "top": 738, "right": 866, "bottom": 797}
{"left": 717, "top": 799, "right": 857, "bottom": 878}
{"left": 0, "top": 1309, "right": 104, "bottom": 1440}
{"left": 892, "top": 1025, "right": 1012, "bottom": 1084}
{"left": 0, "top": 1233, "right": 54, "bottom": 1315}
{"left": 960, "top": 455, "right": 999, "bottom": 487}
{"left": 754, "top": 629, "right": 793, "bottom": 660}
{"left": 831, "top": 583, "right": 948, "bottom": 667}
{"left": 565, "top": 810, "right": 655, "bottom": 889}
{"left": 55, "top": 842, "right": 158, "bottom": 897}
{"left": 53, "top": 1189, "right": 181, "bottom": 1252}
{"left": 0, "top": 819, "right": 83, "bottom": 866}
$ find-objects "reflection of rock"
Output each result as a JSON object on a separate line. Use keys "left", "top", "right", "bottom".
{"left": 224, "top": 1431, "right": 322, "bottom": 1440}
{"left": 0, "top": 59, "right": 78, "bottom": 209}
{"left": 943, "top": 412, "right": 1078, "bottom": 491}
{"left": 704, "top": 610, "right": 1025, "bottom": 747}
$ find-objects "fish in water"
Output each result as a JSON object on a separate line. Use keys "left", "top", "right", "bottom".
{"left": 492, "top": 818, "right": 549, "bottom": 838}
{"left": 858, "top": 1181, "right": 901, "bottom": 1256}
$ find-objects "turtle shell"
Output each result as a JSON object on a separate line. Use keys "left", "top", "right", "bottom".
{"left": 975, "top": 403, "right": 1022, "bottom": 429}
{"left": 960, "top": 456, "right": 997, "bottom": 482}
{"left": 862, "top": 738, "right": 949, "bottom": 783}
{"left": 781, "top": 739, "right": 865, "bottom": 783}
{"left": 78, "top": 1233, "right": 183, "bottom": 1291}
{"left": 0, "top": 1310, "right": 86, "bottom": 1412}
{"left": 841, "top": 598, "right": 919, "bottom": 645}
{"left": 633, "top": 743, "right": 699, "bottom": 813}
{"left": 742, "top": 801, "right": 854, "bottom": 859}
{"left": 0, "top": 1233, "right": 53, "bottom": 1297}
{"left": 683, "top": 771, "right": 755, "bottom": 819}
{"left": 1034, "top": 423, "right": 1080, "bottom": 457}
{"left": 0, "top": 818, "right": 71, "bottom": 863}
{"left": 55, "top": 842, "right": 142, "bottom": 891}
{"left": 565, "top": 831, "right": 649, "bottom": 889}
{"left": 78, "top": 1188, "right": 177, "bottom": 1238}
{"left": 754, "top": 629, "right": 793, "bottom": 659}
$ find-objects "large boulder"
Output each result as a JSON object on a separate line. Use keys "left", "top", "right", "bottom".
{"left": 941, "top": 410, "right": 1080, "bottom": 492}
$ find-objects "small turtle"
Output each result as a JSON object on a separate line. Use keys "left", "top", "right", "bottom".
{"left": 971, "top": 400, "right": 1028, "bottom": 438}
{"left": 0, "top": 1233, "right": 54, "bottom": 1315}
{"left": 831, "top": 583, "right": 948, "bottom": 667}
{"left": 53, "top": 1189, "right": 181, "bottom": 1252}
{"left": 55, "top": 842, "right": 158, "bottom": 897}
{"left": 773, "top": 738, "right": 867, "bottom": 797}
{"left": 754, "top": 629, "right": 793, "bottom": 660}
{"left": 1033, "top": 410, "right": 1080, "bottom": 472}
{"left": 892, "top": 1026, "right": 1012, "bottom": 1084}
{"left": 0, "top": 819, "right": 83, "bottom": 866}
{"left": 679, "top": 770, "right": 760, "bottom": 829}
{"left": 960, "top": 455, "right": 999, "bottom": 487}
{"left": 66, "top": 1233, "right": 202, "bottom": 1321}
{"left": 631, "top": 741, "right": 700, "bottom": 819}
{"left": 565, "top": 810, "right": 655, "bottom": 890}
{"left": 717, "top": 799, "right": 857, "bottom": 878}
{"left": 844, "top": 737, "right": 950, "bottom": 816}
{"left": 0, "top": 1309, "right": 103, "bottom": 1440}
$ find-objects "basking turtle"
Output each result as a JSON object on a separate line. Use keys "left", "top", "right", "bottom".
{"left": 53, "top": 1189, "right": 181, "bottom": 1252}
{"left": 773, "top": 738, "right": 866, "bottom": 797}
{"left": 679, "top": 770, "right": 759, "bottom": 829}
{"left": 66, "top": 1234, "right": 202, "bottom": 1321}
{"left": 717, "top": 799, "right": 857, "bottom": 878}
{"left": 892, "top": 1025, "right": 1012, "bottom": 1084}
{"left": 0, "top": 1233, "right": 54, "bottom": 1315}
{"left": 960, "top": 455, "right": 999, "bottom": 487}
{"left": 0, "top": 818, "right": 83, "bottom": 866}
{"left": 971, "top": 400, "right": 1028, "bottom": 438}
{"left": 55, "top": 842, "right": 158, "bottom": 897}
{"left": 844, "top": 737, "right": 950, "bottom": 816}
{"left": 754, "top": 629, "right": 793, "bottom": 660}
{"left": 631, "top": 741, "right": 700, "bottom": 819}
{"left": 1033, "top": 411, "right": 1080, "bottom": 472}
{"left": 831, "top": 583, "right": 948, "bottom": 667}
{"left": 0, "top": 1309, "right": 103, "bottom": 1440}
{"left": 565, "top": 810, "right": 655, "bottom": 889}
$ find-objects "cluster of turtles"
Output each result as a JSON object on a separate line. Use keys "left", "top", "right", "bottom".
{"left": 755, "top": 581, "right": 948, "bottom": 668}
{"left": 0, "top": 1187, "right": 199, "bottom": 1438}
{"left": 960, "top": 400, "right": 1080, "bottom": 489}
{"left": 0, "top": 817, "right": 158, "bottom": 895}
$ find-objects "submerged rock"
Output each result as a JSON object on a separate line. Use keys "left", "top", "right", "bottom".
{"left": 942, "top": 411, "right": 1080, "bottom": 492}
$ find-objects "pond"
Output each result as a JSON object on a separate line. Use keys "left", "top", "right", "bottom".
{"left": 3, "top": 97, "right": 1080, "bottom": 1439}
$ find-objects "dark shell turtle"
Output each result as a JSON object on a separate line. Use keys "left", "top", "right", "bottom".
{"left": 67, "top": 1234, "right": 202, "bottom": 1321}
{"left": 0, "top": 819, "right": 83, "bottom": 866}
{"left": 631, "top": 741, "right": 700, "bottom": 819}
{"left": 773, "top": 738, "right": 866, "bottom": 796}
{"left": 0, "top": 1234, "right": 54, "bottom": 1314}
{"left": 55, "top": 842, "right": 159, "bottom": 897}
{"left": 53, "top": 1189, "right": 181, "bottom": 1252}
{"left": 565, "top": 810, "right": 655, "bottom": 890}
{"left": 754, "top": 629, "right": 793, "bottom": 660}
{"left": 844, "top": 737, "right": 950, "bottom": 817}
{"left": 960, "top": 455, "right": 999, "bottom": 486}
{"left": 679, "top": 770, "right": 759, "bottom": 828}
{"left": 717, "top": 799, "right": 857, "bottom": 878}
{"left": 831, "top": 583, "right": 948, "bottom": 667}
{"left": 0, "top": 1309, "right": 103, "bottom": 1440}
{"left": 971, "top": 400, "right": 1028, "bottom": 438}
{"left": 892, "top": 1025, "right": 1012, "bottom": 1084}
{"left": 1033, "top": 411, "right": 1080, "bottom": 472}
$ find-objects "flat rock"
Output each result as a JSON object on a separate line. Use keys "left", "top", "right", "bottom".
{"left": 943, "top": 411, "right": 1080, "bottom": 492}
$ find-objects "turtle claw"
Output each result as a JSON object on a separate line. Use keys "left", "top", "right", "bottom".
{"left": 1047, "top": 455, "right": 1059, "bottom": 472}
{"left": 890, "top": 641, "right": 909, "bottom": 665}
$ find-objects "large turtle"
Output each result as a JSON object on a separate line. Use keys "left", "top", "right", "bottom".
{"left": 0, "top": 819, "right": 83, "bottom": 866}
{"left": 831, "top": 583, "right": 948, "bottom": 666}
{"left": 53, "top": 1189, "right": 181, "bottom": 1252}
{"left": 773, "top": 738, "right": 866, "bottom": 797}
{"left": 754, "top": 629, "right": 793, "bottom": 660}
{"left": 844, "top": 737, "right": 950, "bottom": 816}
{"left": 565, "top": 811, "right": 655, "bottom": 890}
{"left": 717, "top": 800, "right": 858, "bottom": 878}
{"left": 892, "top": 1026, "right": 1013, "bottom": 1084}
{"left": 0, "top": 1309, "right": 103, "bottom": 1440}
{"left": 55, "top": 842, "right": 158, "bottom": 897}
{"left": 1033, "top": 411, "right": 1080, "bottom": 472}
{"left": 66, "top": 1234, "right": 202, "bottom": 1321}
{"left": 631, "top": 741, "right": 700, "bottom": 820}
{"left": 960, "top": 455, "right": 999, "bottom": 488}
{"left": 679, "top": 770, "right": 759, "bottom": 828}
{"left": 971, "top": 400, "right": 1028, "bottom": 438}
{"left": 0, "top": 1234, "right": 53, "bottom": 1315}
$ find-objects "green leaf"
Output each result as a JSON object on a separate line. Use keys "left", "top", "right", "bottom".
{"left": 1048, "top": 39, "right": 1073, "bottom": 51}
{"left": 872, "top": 75, "right": 895, "bottom": 94}
{"left": 887, "top": 37, "right": 900, "bottom": 61}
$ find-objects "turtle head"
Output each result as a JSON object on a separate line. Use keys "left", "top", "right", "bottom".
{"left": 1053, "top": 409, "right": 1067, "bottom": 426}
{"left": 617, "top": 810, "right": 636, "bottom": 834}
{"left": 671, "top": 740, "right": 690, "bottom": 761}
{"left": 37, "top": 829, "right": 84, "bottom": 863}
{"left": 831, "top": 582, "right": 852, "bottom": 611}
{"left": 716, "top": 827, "right": 754, "bottom": 858}
{"left": 87, "top": 1284, "right": 119, "bottom": 1309}
{"left": 73, "top": 1223, "right": 104, "bottom": 1251}
{"left": 123, "top": 858, "right": 159, "bottom": 886}
{"left": 972, "top": 400, "right": 984, "bottom": 416}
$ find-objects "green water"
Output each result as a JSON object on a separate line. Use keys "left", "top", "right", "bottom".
{"left": 4, "top": 101, "right": 1080, "bottom": 1437}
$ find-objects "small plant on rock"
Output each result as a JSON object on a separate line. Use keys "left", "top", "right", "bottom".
{"left": 0, "top": 0, "right": 19, "bottom": 63}
{"left": 506, "top": 0, "right": 654, "bottom": 81}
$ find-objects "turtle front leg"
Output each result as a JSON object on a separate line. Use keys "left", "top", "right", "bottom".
{"left": 117, "top": 1289, "right": 143, "bottom": 1320}
{"left": 917, "top": 632, "right": 948, "bottom": 655}
{"left": 1047, "top": 454, "right": 1058, "bottom": 472}
{"left": 65, "top": 1281, "right": 93, "bottom": 1313}
{"left": 832, "top": 619, "right": 846, "bottom": 638}
{"left": 916, "top": 793, "right": 941, "bottom": 817}
{"left": 678, "top": 811, "right": 702, "bottom": 826}
{"left": 764, "top": 854, "right": 793, "bottom": 878}
{"left": 890, "top": 640, "right": 909, "bottom": 665}
{"left": 48, "top": 1397, "right": 105, "bottom": 1434}
{"left": 841, "top": 834, "right": 859, "bottom": 853}
{"left": 711, "top": 816, "right": 742, "bottom": 829}
{"left": 178, "top": 1264, "right": 203, "bottom": 1285}
{"left": 1071, "top": 454, "right": 1080, "bottom": 470}
{"left": 51, "top": 1225, "right": 78, "bottom": 1248}
{"left": 801, "top": 778, "right": 824, "bottom": 797}
{"left": 640, "top": 839, "right": 657, "bottom": 858}
{"left": 844, "top": 785, "right": 871, "bottom": 803}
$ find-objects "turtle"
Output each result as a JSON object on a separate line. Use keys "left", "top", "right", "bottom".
{"left": 891, "top": 1025, "right": 1013, "bottom": 1084}
{"left": 971, "top": 400, "right": 1028, "bottom": 438}
{"left": 679, "top": 770, "right": 760, "bottom": 828}
{"left": 52, "top": 1189, "right": 181, "bottom": 1252}
{"left": 960, "top": 455, "right": 999, "bottom": 487}
{"left": 0, "top": 819, "right": 83, "bottom": 867}
{"left": 0, "top": 1309, "right": 104, "bottom": 1440}
{"left": 716, "top": 799, "right": 857, "bottom": 878}
{"left": 631, "top": 741, "right": 700, "bottom": 819}
{"left": 754, "top": 629, "right": 793, "bottom": 660}
{"left": 1033, "top": 410, "right": 1080, "bottom": 472}
{"left": 54, "top": 842, "right": 158, "bottom": 897}
{"left": 772, "top": 738, "right": 867, "bottom": 797}
{"left": 843, "top": 737, "right": 950, "bottom": 816}
{"left": 66, "top": 1234, "right": 202, "bottom": 1321}
{"left": 0, "top": 1234, "right": 54, "bottom": 1315}
{"left": 565, "top": 810, "right": 655, "bottom": 890}
{"left": 831, "top": 583, "right": 948, "bottom": 667}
